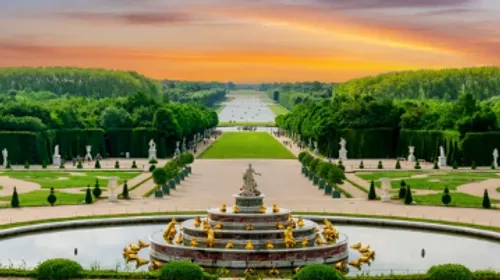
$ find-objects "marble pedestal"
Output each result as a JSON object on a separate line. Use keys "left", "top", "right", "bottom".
{"left": 438, "top": 156, "right": 447, "bottom": 167}
{"left": 149, "top": 150, "right": 157, "bottom": 161}
{"left": 381, "top": 194, "right": 392, "bottom": 202}
{"left": 338, "top": 150, "right": 347, "bottom": 161}
{"left": 408, "top": 154, "right": 416, "bottom": 162}
{"left": 108, "top": 194, "right": 118, "bottom": 202}
{"left": 53, "top": 155, "right": 61, "bottom": 166}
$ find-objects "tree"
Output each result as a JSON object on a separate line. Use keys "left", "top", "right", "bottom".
{"left": 404, "top": 185, "right": 413, "bottom": 205}
{"left": 441, "top": 187, "right": 451, "bottom": 206}
{"left": 433, "top": 161, "right": 439, "bottom": 169}
{"left": 149, "top": 164, "right": 156, "bottom": 172}
{"left": 24, "top": 160, "right": 29, "bottom": 169}
{"left": 122, "top": 180, "right": 129, "bottom": 199}
{"left": 398, "top": 180, "right": 407, "bottom": 199}
{"left": 471, "top": 161, "right": 477, "bottom": 170}
{"left": 152, "top": 167, "right": 168, "bottom": 186}
{"left": 327, "top": 166, "right": 346, "bottom": 185}
{"left": 92, "top": 179, "right": 102, "bottom": 199}
{"left": 131, "top": 161, "right": 137, "bottom": 169}
{"left": 115, "top": 161, "right": 120, "bottom": 169}
{"left": 491, "top": 161, "right": 496, "bottom": 170}
{"left": 153, "top": 107, "right": 181, "bottom": 138}
{"left": 95, "top": 159, "right": 101, "bottom": 169}
{"left": 337, "top": 160, "right": 345, "bottom": 171}
{"left": 359, "top": 161, "right": 364, "bottom": 169}
{"left": 47, "top": 187, "right": 57, "bottom": 206}
{"left": 42, "top": 160, "right": 47, "bottom": 169}
{"left": 414, "top": 161, "right": 421, "bottom": 170}
{"left": 85, "top": 186, "right": 93, "bottom": 204}
{"left": 482, "top": 189, "right": 491, "bottom": 209}
{"left": 368, "top": 180, "right": 377, "bottom": 200}
{"left": 395, "top": 160, "right": 401, "bottom": 169}
{"left": 77, "top": 160, "right": 83, "bottom": 169}
{"left": 11, "top": 187, "right": 20, "bottom": 208}
{"left": 99, "top": 107, "right": 133, "bottom": 130}
{"left": 377, "top": 161, "right": 383, "bottom": 169}
{"left": 452, "top": 161, "right": 458, "bottom": 169}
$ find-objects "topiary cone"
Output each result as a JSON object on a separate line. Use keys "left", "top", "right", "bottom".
{"left": 482, "top": 189, "right": 491, "bottom": 209}
{"left": 404, "top": 185, "right": 413, "bottom": 205}
{"left": 11, "top": 187, "right": 20, "bottom": 208}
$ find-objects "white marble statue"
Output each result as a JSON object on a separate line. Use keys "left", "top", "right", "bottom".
{"left": 493, "top": 148, "right": 498, "bottom": 168}
{"left": 408, "top": 146, "right": 416, "bottom": 162}
{"left": 54, "top": 145, "right": 60, "bottom": 156}
{"left": 181, "top": 137, "right": 186, "bottom": 152}
{"left": 339, "top": 138, "right": 348, "bottom": 160}
{"left": 314, "top": 141, "right": 319, "bottom": 155}
{"left": 53, "top": 145, "right": 61, "bottom": 166}
{"left": 241, "top": 163, "right": 261, "bottom": 196}
{"left": 108, "top": 177, "right": 119, "bottom": 202}
{"left": 148, "top": 139, "right": 157, "bottom": 161}
{"left": 174, "top": 141, "right": 181, "bottom": 157}
{"left": 2, "top": 148, "right": 7, "bottom": 168}
{"left": 438, "top": 145, "right": 447, "bottom": 167}
{"left": 85, "top": 145, "right": 93, "bottom": 161}
{"left": 380, "top": 178, "right": 392, "bottom": 202}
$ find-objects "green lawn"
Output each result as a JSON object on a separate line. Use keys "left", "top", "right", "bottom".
{"left": 218, "top": 121, "right": 275, "bottom": 127}
{"left": 356, "top": 171, "right": 500, "bottom": 190}
{"left": 268, "top": 104, "right": 290, "bottom": 116}
{"left": 0, "top": 190, "right": 88, "bottom": 207}
{"left": 199, "top": 132, "right": 295, "bottom": 159}
{"left": 413, "top": 192, "right": 500, "bottom": 208}
{"left": 0, "top": 171, "right": 140, "bottom": 189}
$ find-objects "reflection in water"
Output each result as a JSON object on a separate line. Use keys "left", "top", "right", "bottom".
{"left": 0, "top": 224, "right": 499, "bottom": 276}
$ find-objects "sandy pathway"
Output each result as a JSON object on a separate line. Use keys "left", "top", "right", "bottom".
{"left": 0, "top": 176, "right": 40, "bottom": 196}
{"left": 457, "top": 179, "right": 500, "bottom": 200}
{"left": 339, "top": 180, "right": 367, "bottom": 198}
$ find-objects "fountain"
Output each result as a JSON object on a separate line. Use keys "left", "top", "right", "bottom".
{"left": 149, "top": 164, "right": 350, "bottom": 268}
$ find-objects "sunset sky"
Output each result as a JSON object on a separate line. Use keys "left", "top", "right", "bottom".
{"left": 1, "top": 0, "right": 499, "bottom": 83}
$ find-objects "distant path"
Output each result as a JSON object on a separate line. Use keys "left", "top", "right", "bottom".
{"left": 457, "top": 179, "right": 500, "bottom": 200}
{"left": 0, "top": 177, "right": 40, "bottom": 196}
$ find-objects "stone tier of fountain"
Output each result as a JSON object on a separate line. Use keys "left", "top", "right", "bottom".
{"left": 149, "top": 194, "right": 349, "bottom": 268}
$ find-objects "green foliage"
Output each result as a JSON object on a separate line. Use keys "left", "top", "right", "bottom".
{"left": 482, "top": 189, "right": 491, "bottom": 209}
{"left": 164, "top": 80, "right": 227, "bottom": 107}
{"left": 396, "top": 130, "right": 461, "bottom": 164}
{"left": 453, "top": 161, "right": 458, "bottom": 169}
{"left": 131, "top": 161, "right": 137, "bottom": 169}
{"left": 149, "top": 165, "right": 156, "bottom": 172}
{"left": 179, "top": 152, "right": 195, "bottom": 165}
{"left": 0, "top": 132, "right": 44, "bottom": 164}
{"left": 359, "top": 160, "right": 364, "bottom": 169}
{"left": 427, "top": 264, "right": 473, "bottom": 280}
{"left": 433, "top": 161, "right": 439, "bottom": 169}
{"left": 77, "top": 160, "right": 83, "bottom": 169}
{"left": 149, "top": 159, "right": 158, "bottom": 164}
{"left": 294, "top": 264, "right": 346, "bottom": 280}
{"left": 414, "top": 161, "right": 421, "bottom": 170}
{"left": 59, "top": 161, "right": 65, "bottom": 169}
{"left": 47, "top": 187, "right": 57, "bottom": 206}
{"left": 93, "top": 179, "right": 102, "bottom": 198}
{"left": 122, "top": 180, "right": 129, "bottom": 199}
{"left": 263, "top": 82, "right": 333, "bottom": 109}
{"left": 35, "top": 258, "right": 83, "bottom": 280}
{"left": 400, "top": 180, "right": 407, "bottom": 187}
{"left": 309, "top": 158, "right": 320, "bottom": 173}
{"left": 377, "top": 161, "right": 383, "bottom": 169}
{"left": 95, "top": 159, "right": 101, "bottom": 169}
{"left": 328, "top": 165, "right": 346, "bottom": 185}
{"left": 24, "top": 160, "right": 30, "bottom": 169}
{"left": 42, "top": 160, "right": 47, "bottom": 169}
{"left": 395, "top": 159, "right": 401, "bottom": 169}
{"left": 100, "top": 107, "right": 133, "bottom": 130}
{"left": 159, "top": 261, "right": 204, "bottom": 280}
{"left": 11, "top": 186, "right": 20, "bottom": 208}
{"left": 115, "top": 161, "right": 120, "bottom": 169}
{"left": 442, "top": 187, "right": 452, "bottom": 205}
{"left": 471, "top": 161, "right": 477, "bottom": 170}
{"left": 298, "top": 151, "right": 307, "bottom": 163}
{"left": 153, "top": 107, "right": 181, "bottom": 138}
{"left": 6, "top": 160, "right": 11, "bottom": 169}
{"left": 337, "top": 160, "right": 345, "bottom": 171}
{"left": 85, "top": 187, "right": 93, "bottom": 204}
{"left": 404, "top": 185, "right": 413, "bottom": 205}
{"left": 368, "top": 180, "right": 377, "bottom": 200}
{"left": 398, "top": 186, "right": 407, "bottom": 199}
{"left": 152, "top": 167, "right": 169, "bottom": 185}
{"left": 492, "top": 161, "right": 496, "bottom": 170}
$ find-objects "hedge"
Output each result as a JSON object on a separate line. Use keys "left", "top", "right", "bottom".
{"left": 461, "top": 132, "right": 500, "bottom": 165}
{"left": 396, "top": 129, "right": 461, "bottom": 164}
{"left": 0, "top": 131, "right": 45, "bottom": 164}
{"left": 45, "top": 129, "right": 106, "bottom": 160}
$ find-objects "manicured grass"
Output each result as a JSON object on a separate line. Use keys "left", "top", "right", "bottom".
{"left": 199, "top": 132, "right": 295, "bottom": 159}
{"left": 0, "top": 171, "right": 140, "bottom": 189}
{"left": 268, "top": 104, "right": 290, "bottom": 116}
{"left": 0, "top": 189, "right": 88, "bottom": 207}
{"left": 357, "top": 171, "right": 500, "bottom": 190}
{"left": 218, "top": 121, "right": 275, "bottom": 127}
{"left": 413, "top": 192, "right": 500, "bottom": 208}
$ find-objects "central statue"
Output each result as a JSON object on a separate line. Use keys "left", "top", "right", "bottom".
{"left": 241, "top": 163, "right": 261, "bottom": 196}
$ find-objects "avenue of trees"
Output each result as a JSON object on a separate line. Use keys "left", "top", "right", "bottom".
{"left": 262, "top": 82, "right": 334, "bottom": 110}
{"left": 163, "top": 80, "right": 228, "bottom": 107}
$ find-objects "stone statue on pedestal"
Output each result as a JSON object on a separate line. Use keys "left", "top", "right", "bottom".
{"left": 85, "top": 145, "right": 93, "bottom": 161}
{"left": 241, "top": 163, "right": 261, "bottom": 196}
{"left": 438, "top": 145, "right": 447, "bottom": 167}
{"left": 182, "top": 138, "right": 186, "bottom": 152}
{"left": 53, "top": 145, "right": 61, "bottom": 166}
{"left": 2, "top": 148, "right": 8, "bottom": 168}
{"left": 314, "top": 141, "right": 319, "bottom": 155}
{"left": 108, "top": 177, "right": 119, "bottom": 202}
{"left": 493, "top": 149, "right": 498, "bottom": 168}
{"left": 174, "top": 141, "right": 181, "bottom": 157}
{"left": 148, "top": 139, "right": 157, "bottom": 161}
{"left": 380, "top": 178, "right": 392, "bottom": 202}
{"left": 408, "top": 146, "right": 416, "bottom": 162}
{"left": 338, "top": 138, "right": 348, "bottom": 160}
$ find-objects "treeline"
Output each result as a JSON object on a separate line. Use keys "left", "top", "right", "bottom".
{"left": 261, "top": 82, "right": 334, "bottom": 110}
{"left": 0, "top": 67, "right": 162, "bottom": 98}
{"left": 163, "top": 80, "right": 228, "bottom": 106}
{"left": 335, "top": 67, "right": 500, "bottom": 101}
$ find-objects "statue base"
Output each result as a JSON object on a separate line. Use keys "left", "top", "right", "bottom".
{"left": 233, "top": 194, "right": 265, "bottom": 213}
{"left": 438, "top": 156, "right": 447, "bottom": 167}
{"left": 148, "top": 150, "right": 157, "bottom": 161}
{"left": 408, "top": 154, "right": 416, "bottom": 162}
{"left": 53, "top": 155, "right": 61, "bottom": 166}
{"left": 108, "top": 194, "right": 118, "bottom": 202}
{"left": 338, "top": 150, "right": 347, "bottom": 161}
{"left": 381, "top": 194, "right": 392, "bottom": 202}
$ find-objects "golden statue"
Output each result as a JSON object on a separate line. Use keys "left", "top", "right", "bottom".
{"left": 301, "top": 237, "right": 308, "bottom": 247}
{"left": 214, "top": 221, "right": 223, "bottom": 230}
{"left": 247, "top": 223, "right": 254, "bottom": 230}
{"left": 136, "top": 258, "right": 149, "bottom": 268}
{"left": 220, "top": 204, "right": 227, "bottom": 212}
{"left": 206, "top": 227, "right": 215, "bottom": 248}
{"left": 265, "top": 240, "right": 274, "bottom": 249}
{"left": 202, "top": 220, "right": 210, "bottom": 232}
{"left": 363, "top": 250, "right": 376, "bottom": 259}
{"left": 225, "top": 241, "right": 234, "bottom": 249}
{"left": 350, "top": 242, "right": 362, "bottom": 250}
{"left": 335, "top": 261, "right": 345, "bottom": 271}
{"left": 129, "top": 243, "right": 140, "bottom": 252}
{"left": 297, "top": 216, "right": 305, "bottom": 228}
{"left": 269, "top": 267, "right": 280, "bottom": 276}
{"left": 193, "top": 216, "right": 201, "bottom": 228}
{"left": 359, "top": 245, "right": 370, "bottom": 253}
{"left": 290, "top": 218, "right": 297, "bottom": 229}
{"left": 294, "top": 266, "right": 301, "bottom": 274}
{"left": 244, "top": 268, "right": 254, "bottom": 275}
{"left": 245, "top": 240, "right": 254, "bottom": 250}
{"left": 163, "top": 219, "right": 177, "bottom": 240}
{"left": 259, "top": 205, "right": 266, "bottom": 213}
{"left": 349, "top": 259, "right": 362, "bottom": 268}
{"left": 190, "top": 237, "right": 199, "bottom": 247}
{"left": 276, "top": 222, "right": 285, "bottom": 230}
{"left": 272, "top": 204, "right": 279, "bottom": 213}
{"left": 313, "top": 227, "right": 319, "bottom": 233}
{"left": 315, "top": 235, "right": 324, "bottom": 245}
{"left": 152, "top": 260, "right": 164, "bottom": 270}
{"left": 175, "top": 234, "right": 183, "bottom": 245}
{"left": 123, "top": 247, "right": 132, "bottom": 256}
{"left": 232, "top": 205, "right": 240, "bottom": 213}
{"left": 126, "top": 253, "right": 138, "bottom": 260}
{"left": 138, "top": 239, "right": 150, "bottom": 248}
{"left": 360, "top": 256, "right": 371, "bottom": 263}
{"left": 284, "top": 226, "right": 297, "bottom": 248}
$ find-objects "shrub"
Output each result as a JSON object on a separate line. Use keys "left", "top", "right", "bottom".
{"left": 11, "top": 186, "right": 20, "bottom": 208}
{"left": 122, "top": 180, "right": 129, "bottom": 199}
{"left": 6, "top": 160, "right": 11, "bottom": 169}
{"left": 395, "top": 159, "right": 401, "bottom": 169}
{"left": 398, "top": 185, "right": 406, "bottom": 199}
{"left": 59, "top": 161, "right": 64, "bottom": 169}
{"left": 309, "top": 158, "right": 320, "bottom": 173}
{"left": 452, "top": 161, "right": 458, "bottom": 169}
{"left": 377, "top": 161, "right": 383, "bottom": 169}
{"left": 85, "top": 186, "right": 93, "bottom": 204}
{"left": 77, "top": 160, "right": 83, "bottom": 169}
{"left": 42, "top": 160, "right": 47, "bottom": 169}
{"left": 149, "top": 164, "right": 156, "bottom": 172}
{"left": 414, "top": 161, "right": 421, "bottom": 170}
{"left": 328, "top": 165, "right": 346, "bottom": 185}
{"left": 115, "top": 161, "right": 120, "bottom": 169}
{"left": 180, "top": 152, "right": 195, "bottom": 165}
{"left": 153, "top": 167, "right": 168, "bottom": 185}
{"left": 404, "top": 185, "right": 413, "bottom": 205}
{"left": 433, "top": 161, "right": 439, "bottom": 170}
{"left": 92, "top": 179, "right": 102, "bottom": 198}
{"left": 337, "top": 160, "right": 345, "bottom": 171}
{"left": 159, "top": 261, "right": 204, "bottom": 280}
{"left": 317, "top": 162, "right": 330, "bottom": 179}
{"left": 36, "top": 258, "right": 83, "bottom": 280}
{"left": 294, "top": 264, "right": 345, "bottom": 280}
{"left": 427, "top": 264, "right": 473, "bottom": 280}
{"left": 368, "top": 180, "right": 377, "bottom": 200}
{"left": 442, "top": 187, "right": 451, "bottom": 206}
{"left": 492, "top": 161, "right": 496, "bottom": 170}
{"left": 131, "top": 160, "right": 138, "bottom": 169}
{"left": 302, "top": 153, "right": 313, "bottom": 167}
{"left": 24, "top": 160, "right": 29, "bottom": 169}
{"left": 471, "top": 161, "right": 477, "bottom": 170}
{"left": 482, "top": 189, "right": 491, "bottom": 209}
{"left": 359, "top": 160, "right": 364, "bottom": 169}
{"left": 149, "top": 158, "right": 158, "bottom": 164}
{"left": 47, "top": 187, "right": 57, "bottom": 206}
{"left": 298, "top": 152, "right": 307, "bottom": 163}
{"left": 95, "top": 159, "right": 101, "bottom": 169}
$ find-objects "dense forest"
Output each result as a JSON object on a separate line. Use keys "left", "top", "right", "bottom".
{"left": 261, "top": 82, "right": 334, "bottom": 110}
{"left": 162, "top": 80, "right": 227, "bottom": 107}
